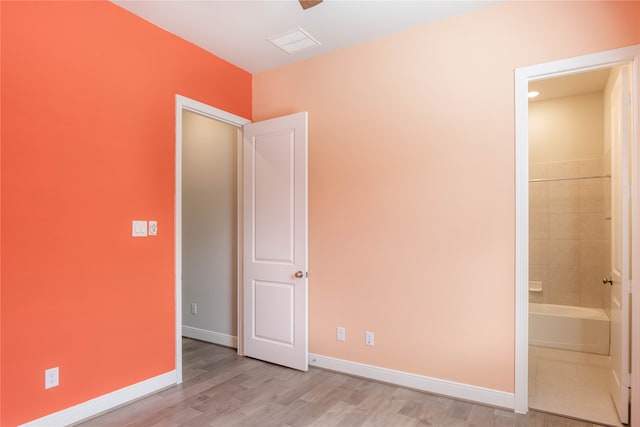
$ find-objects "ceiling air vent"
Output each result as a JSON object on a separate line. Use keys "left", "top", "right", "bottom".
{"left": 268, "top": 28, "right": 320, "bottom": 54}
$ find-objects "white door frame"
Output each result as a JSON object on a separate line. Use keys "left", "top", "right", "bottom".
{"left": 514, "top": 45, "right": 640, "bottom": 420}
{"left": 174, "top": 95, "right": 250, "bottom": 383}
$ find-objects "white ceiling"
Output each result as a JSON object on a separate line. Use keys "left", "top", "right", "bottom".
{"left": 112, "top": 0, "right": 498, "bottom": 73}
{"left": 529, "top": 68, "right": 612, "bottom": 102}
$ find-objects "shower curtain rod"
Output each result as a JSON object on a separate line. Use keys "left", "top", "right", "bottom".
{"left": 528, "top": 174, "right": 611, "bottom": 183}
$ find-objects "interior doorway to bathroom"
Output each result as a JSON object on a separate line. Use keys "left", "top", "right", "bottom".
{"left": 514, "top": 45, "right": 640, "bottom": 427}
{"left": 526, "top": 66, "right": 625, "bottom": 426}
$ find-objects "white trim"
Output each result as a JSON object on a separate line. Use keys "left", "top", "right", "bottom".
{"left": 175, "top": 97, "right": 183, "bottom": 385}
{"left": 182, "top": 326, "right": 238, "bottom": 348}
{"left": 175, "top": 95, "right": 249, "bottom": 383}
{"left": 514, "top": 45, "right": 640, "bottom": 420}
{"left": 514, "top": 63, "right": 529, "bottom": 415}
{"left": 18, "top": 371, "right": 176, "bottom": 427}
{"left": 309, "top": 354, "right": 513, "bottom": 410}
{"left": 178, "top": 96, "right": 249, "bottom": 128}
{"left": 235, "top": 126, "right": 245, "bottom": 356}
{"left": 630, "top": 50, "right": 640, "bottom": 427}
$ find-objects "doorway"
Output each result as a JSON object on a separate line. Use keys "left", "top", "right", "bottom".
{"left": 174, "top": 95, "right": 250, "bottom": 383}
{"left": 174, "top": 96, "right": 310, "bottom": 381}
{"left": 526, "top": 67, "right": 622, "bottom": 426}
{"left": 514, "top": 45, "right": 640, "bottom": 426}
{"left": 181, "top": 110, "right": 238, "bottom": 347}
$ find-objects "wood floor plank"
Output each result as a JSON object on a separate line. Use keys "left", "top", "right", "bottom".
{"left": 447, "top": 400, "right": 474, "bottom": 421}
{"left": 76, "top": 339, "right": 610, "bottom": 427}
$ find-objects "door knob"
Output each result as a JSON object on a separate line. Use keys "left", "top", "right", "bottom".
{"left": 295, "top": 271, "right": 304, "bottom": 279}
{"left": 602, "top": 277, "right": 613, "bottom": 286}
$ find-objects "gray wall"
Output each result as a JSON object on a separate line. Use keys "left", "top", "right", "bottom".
{"left": 182, "top": 110, "right": 237, "bottom": 344}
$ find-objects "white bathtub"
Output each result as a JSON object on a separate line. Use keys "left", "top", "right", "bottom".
{"left": 529, "top": 303, "right": 610, "bottom": 355}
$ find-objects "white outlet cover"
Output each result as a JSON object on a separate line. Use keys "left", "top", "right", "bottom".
{"left": 45, "top": 367, "right": 59, "bottom": 389}
{"left": 148, "top": 220, "right": 158, "bottom": 236}
{"left": 132, "top": 220, "right": 147, "bottom": 237}
{"left": 365, "top": 331, "right": 374, "bottom": 346}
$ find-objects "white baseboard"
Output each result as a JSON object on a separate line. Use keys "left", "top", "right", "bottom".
{"left": 308, "top": 353, "right": 514, "bottom": 410}
{"left": 182, "top": 325, "right": 237, "bottom": 348}
{"left": 16, "top": 351, "right": 510, "bottom": 426}
{"left": 19, "top": 371, "right": 176, "bottom": 427}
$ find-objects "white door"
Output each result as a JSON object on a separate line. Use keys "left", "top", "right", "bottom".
{"left": 242, "top": 112, "right": 308, "bottom": 371}
{"left": 609, "top": 66, "right": 630, "bottom": 424}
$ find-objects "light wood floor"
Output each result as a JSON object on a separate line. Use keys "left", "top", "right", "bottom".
{"left": 77, "top": 338, "right": 606, "bottom": 427}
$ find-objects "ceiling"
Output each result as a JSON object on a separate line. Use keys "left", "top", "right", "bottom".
{"left": 528, "top": 68, "right": 612, "bottom": 102}
{"left": 112, "top": 0, "right": 498, "bottom": 74}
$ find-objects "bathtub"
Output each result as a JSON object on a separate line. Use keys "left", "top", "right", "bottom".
{"left": 529, "top": 303, "right": 610, "bottom": 355}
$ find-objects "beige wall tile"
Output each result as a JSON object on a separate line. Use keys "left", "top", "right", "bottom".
{"left": 548, "top": 160, "right": 580, "bottom": 180}
{"left": 529, "top": 159, "right": 610, "bottom": 308}
{"left": 580, "top": 289, "right": 606, "bottom": 308}
{"left": 549, "top": 181, "right": 580, "bottom": 213}
{"left": 530, "top": 239, "right": 549, "bottom": 265}
{"left": 549, "top": 213, "right": 580, "bottom": 240}
{"left": 529, "top": 291, "right": 544, "bottom": 303}
{"left": 530, "top": 163, "right": 549, "bottom": 180}
{"left": 550, "top": 263, "right": 580, "bottom": 292}
{"left": 580, "top": 213, "right": 608, "bottom": 239}
{"left": 529, "top": 264, "right": 548, "bottom": 287}
{"left": 549, "top": 240, "right": 580, "bottom": 266}
{"left": 579, "top": 265, "right": 609, "bottom": 308}
{"left": 580, "top": 240, "right": 608, "bottom": 266}
{"left": 530, "top": 213, "right": 549, "bottom": 239}
{"left": 579, "top": 158, "right": 604, "bottom": 176}
{"left": 579, "top": 180, "right": 604, "bottom": 213}
{"left": 529, "top": 184, "right": 549, "bottom": 214}
{"left": 548, "top": 290, "right": 580, "bottom": 306}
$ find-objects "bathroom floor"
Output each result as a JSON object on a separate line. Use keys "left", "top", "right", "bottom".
{"left": 529, "top": 345, "right": 623, "bottom": 426}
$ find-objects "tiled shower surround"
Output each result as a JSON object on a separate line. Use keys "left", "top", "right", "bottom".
{"left": 529, "top": 158, "right": 611, "bottom": 309}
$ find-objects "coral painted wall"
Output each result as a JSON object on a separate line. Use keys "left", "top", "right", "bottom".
{"left": 0, "top": 1, "right": 250, "bottom": 425}
{"left": 253, "top": 1, "right": 640, "bottom": 393}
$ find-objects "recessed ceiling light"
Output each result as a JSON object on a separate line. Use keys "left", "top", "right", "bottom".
{"left": 268, "top": 28, "right": 321, "bottom": 55}
{"left": 528, "top": 91, "right": 540, "bottom": 98}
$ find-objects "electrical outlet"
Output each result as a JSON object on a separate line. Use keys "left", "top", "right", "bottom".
{"left": 365, "top": 331, "right": 374, "bottom": 347}
{"left": 337, "top": 326, "right": 345, "bottom": 342}
{"left": 191, "top": 303, "right": 197, "bottom": 315}
{"left": 148, "top": 220, "right": 158, "bottom": 236}
{"left": 45, "top": 367, "right": 59, "bottom": 389}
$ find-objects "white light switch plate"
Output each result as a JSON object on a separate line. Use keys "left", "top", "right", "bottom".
{"left": 132, "top": 220, "right": 147, "bottom": 237}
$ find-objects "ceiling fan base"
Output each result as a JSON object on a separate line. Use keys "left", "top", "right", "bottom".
{"left": 299, "top": 0, "right": 323, "bottom": 10}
